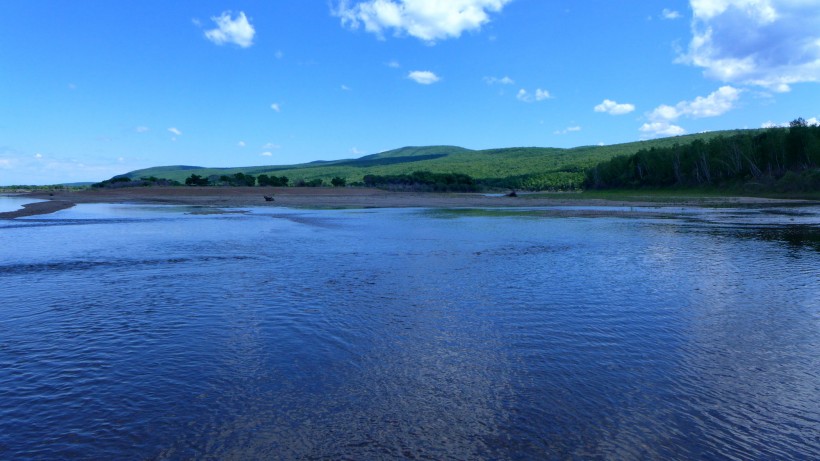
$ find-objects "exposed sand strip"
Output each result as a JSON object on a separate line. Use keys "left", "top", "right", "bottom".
{"left": 8, "top": 187, "right": 815, "bottom": 218}
{"left": 0, "top": 200, "right": 76, "bottom": 219}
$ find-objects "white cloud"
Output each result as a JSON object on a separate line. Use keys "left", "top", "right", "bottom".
{"left": 205, "top": 11, "right": 255, "bottom": 48}
{"left": 260, "top": 152, "right": 273, "bottom": 157}
{"left": 680, "top": 0, "right": 820, "bottom": 91}
{"left": 554, "top": 126, "right": 581, "bottom": 135}
{"left": 135, "top": 126, "right": 150, "bottom": 133}
{"left": 271, "top": 103, "right": 281, "bottom": 112}
{"left": 35, "top": 153, "right": 43, "bottom": 159}
{"left": 662, "top": 8, "right": 681, "bottom": 20}
{"left": 484, "top": 76, "right": 514, "bottom": 85}
{"left": 516, "top": 88, "right": 551, "bottom": 102}
{"left": 168, "top": 127, "right": 182, "bottom": 136}
{"left": 237, "top": 141, "right": 246, "bottom": 147}
{"left": 335, "top": 0, "right": 513, "bottom": 42}
{"left": 351, "top": 147, "right": 366, "bottom": 155}
{"left": 262, "top": 142, "right": 281, "bottom": 149}
{"left": 648, "top": 86, "right": 742, "bottom": 122}
{"left": 408, "top": 70, "right": 440, "bottom": 84}
{"left": 341, "top": 84, "right": 352, "bottom": 91}
{"left": 640, "top": 122, "right": 686, "bottom": 138}
{"left": 594, "top": 99, "right": 636, "bottom": 115}
{"left": 763, "top": 116, "right": 820, "bottom": 128}
{"left": 387, "top": 60, "right": 401, "bottom": 68}
{"left": 275, "top": 50, "right": 284, "bottom": 59}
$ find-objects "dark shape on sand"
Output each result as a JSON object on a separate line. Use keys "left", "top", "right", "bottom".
{"left": 507, "top": 189, "right": 518, "bottom": 197}
{"left": 264, "top": 195, "right": 274, "bottom": 202}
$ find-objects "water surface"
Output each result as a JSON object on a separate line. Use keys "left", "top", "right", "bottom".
{"left": 0, "top": 195, "right": 44, "bottom": 213}
{"left": 1, "top": 204, "right": 818, "bottom": 459}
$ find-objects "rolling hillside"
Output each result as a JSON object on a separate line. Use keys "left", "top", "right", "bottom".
{"left": 121, "top": 130, "right": 757, "bottom": 190}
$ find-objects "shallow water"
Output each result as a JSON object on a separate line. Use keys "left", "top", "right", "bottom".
{"left": 1, "top": 204, "right": 819, "bottom": 459}
{"left": 0, "top": 195, "right": 45, "bottom": 213}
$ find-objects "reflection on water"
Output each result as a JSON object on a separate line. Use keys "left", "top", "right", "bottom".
{"left": 1, "top": 204, "right": 818, "bottom": 459}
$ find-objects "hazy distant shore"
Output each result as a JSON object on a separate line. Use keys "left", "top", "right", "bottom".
{"left": 3, "top": 187, "right": 814, "bottom": 219}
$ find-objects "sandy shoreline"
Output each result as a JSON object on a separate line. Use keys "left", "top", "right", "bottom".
{"left": 3, "top": 186, "right": 815, "bottom": 219}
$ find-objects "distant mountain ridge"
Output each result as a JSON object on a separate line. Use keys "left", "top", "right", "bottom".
{"left": 121, "top": 130, "right": 758, "bottom": 190}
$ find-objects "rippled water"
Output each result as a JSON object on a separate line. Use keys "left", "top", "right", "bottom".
{"left": 1, "top": 203, "right": 819, "bottom": 459}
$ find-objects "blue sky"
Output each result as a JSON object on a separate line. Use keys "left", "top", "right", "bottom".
{"left": 2, "top": 0, "right": 819, "bottom": 185}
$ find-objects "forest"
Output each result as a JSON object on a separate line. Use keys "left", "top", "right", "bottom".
{"left": 362, "top": 171, "right": 479, "bottom": 192}
{"left": 584, "top": 119, "right": 820, "bottom": 192}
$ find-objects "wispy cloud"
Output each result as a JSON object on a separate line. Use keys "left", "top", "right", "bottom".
{"left": 386, "top": 60, "right": 401, "bottom": 68}
{"left": 762, "top": 117, "right": 819, "bottom": 128}
{"left": 135, "top": 126, "right": 150, "bottom": 133}
{"left": 554, "top": 126, "right": 581, "bottom": 135}
{"left": 270, "top": 103, "right": 281, "bottom": 112}
{"left": 0, "top": 148, "right": 134, "bottom": 186}
{"left": 205, "top": 11, "right": 255, "bottom": 48}
{"left": 408, "top": 70, "right": 440, "bottom": 84}
{"left": 168, "top": 127, "right": 182, "bottom": 136}
{"left": 335, "top": 0, "right": 513, "bottom": 43}
{"left": 594, "top": 99, "right": 635, "bottom": 115}
{"left": 237, "top": 141, "right": 246, "bottom": 147}
{"left": 516, "top": 88, "right": 551, "bottom": 102}
{"left": 484, "top": 76, "right": 515, "bottom": 85}
{"left": 679, "top": 0, "right": 820, "bottom": 91}
{"left": 661, "top": 8, "right": 681, "bottom": 20}
{"left": 262, "top": 142, "right": 281, "bottom": 149}
{"left": 260, "top": 151, "right": 273, "bottom": 157}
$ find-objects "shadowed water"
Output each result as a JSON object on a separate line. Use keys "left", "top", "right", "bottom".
{"left": 1, "top": 204, "right": 818, "bottom": 459}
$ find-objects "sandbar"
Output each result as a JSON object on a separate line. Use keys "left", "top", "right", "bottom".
{"left": 5, "top": 186, "right": 815, "bottom": 218}
{"left": 0, "top": 200, "right": 75, "bottom": 219}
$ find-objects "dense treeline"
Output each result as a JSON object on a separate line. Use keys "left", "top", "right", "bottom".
{"left": 363, "top": 171, "right": 478, "bottom": 192}
{"left": 585, "top": 119, "right": 820, "bottom": 192}
{"left": 181, "top": 173, "right": 290, "bottom": 187}
{"left": 93, "top": 176, "right": 180, "bottom": 188}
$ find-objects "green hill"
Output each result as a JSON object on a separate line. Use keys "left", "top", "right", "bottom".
{"left": 122, "top": 130, "right": 757, "bottom": 190}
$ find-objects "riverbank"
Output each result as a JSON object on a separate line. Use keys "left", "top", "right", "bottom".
{"left": 4, "top": 186, "right": 817, "bottom": 218}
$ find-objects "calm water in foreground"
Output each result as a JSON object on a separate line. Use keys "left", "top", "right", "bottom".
{"left": 1, "top": 202, "right": 819, "bottom": 460}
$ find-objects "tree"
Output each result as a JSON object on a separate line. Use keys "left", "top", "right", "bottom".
{"left": 331, "top": 176, "right": 346, "bottom": 187}
{"left": 258, "top": 175, "right": 290, "bottom": 187}
{"left": 185, "top": 174, "right": 209, "bottom": 186}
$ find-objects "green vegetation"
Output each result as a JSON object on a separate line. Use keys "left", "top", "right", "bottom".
{"left": 585, "top": 119, "right": 820, "bottom": 194}
{"left": 258, "top": 174, "right": 290, "bottom": 187}
{"left": 363, "top": 171, "right": 478, "bottom": 192}
{"left": 116, "top": 130, "right": 747, "bottom": 191}
{"left": 92, "top": 175, "right": 180, "bottom": 188}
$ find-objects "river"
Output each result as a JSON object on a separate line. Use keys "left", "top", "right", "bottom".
{"left": 1, "top": 203, "right": 818, "bottom": 459}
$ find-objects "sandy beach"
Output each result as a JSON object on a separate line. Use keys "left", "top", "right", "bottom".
{"left": 2, "top": 186, "right": 814, "bottom": 219}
